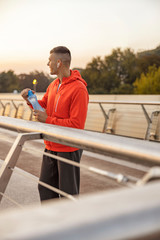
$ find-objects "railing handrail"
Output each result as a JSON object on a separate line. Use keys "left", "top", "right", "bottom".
{"left": 0, "top": 116, "right": 159, "bottom": 165}
{"left": 1, "top": 98, "right": 160, "bottom": 105}
{"left": 0, "top": 99, "right": 23, "bottom": 101}
{"left": 89, "top": 100, "right": 160, "bottom": 105}
{"left": 1, "top": 98, "right": 160, "bottom": 141}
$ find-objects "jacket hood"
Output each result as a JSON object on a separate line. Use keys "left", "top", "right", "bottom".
{"left": 61, "top": 70, "right": 87, "bottom": 86}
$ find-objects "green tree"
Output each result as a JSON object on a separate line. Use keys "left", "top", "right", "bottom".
{"left": 18, "top": 70, "right": 52, "bottom": 92}
{"left": 104, "top": 48, "right": 138, "bottom": 85}
{"left": 81, "top": 57, "right": 105, "bottom": 93}
{"left": 111, "top": 84, "right": 133, "bottom": 94}
{"left": 0, "top": 70, "right": 19, "bottom": 93}
{"left": 137, "top": 54, "right": 160, "bottom": 75}
{"left": 134, "top": 65, "right": 160, "bottom": 94}
{"left": 82, "top": 48, "right": 139, "bottom": 94}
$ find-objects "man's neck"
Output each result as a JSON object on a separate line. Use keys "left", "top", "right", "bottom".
{"left": 58, "top": 69, "right": 71, "bottom": 83}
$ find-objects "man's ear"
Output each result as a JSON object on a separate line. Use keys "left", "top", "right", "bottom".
{"left": 57, "top": 60, "right": 61, "bottom": 68}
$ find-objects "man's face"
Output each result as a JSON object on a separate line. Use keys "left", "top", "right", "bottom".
{"left": 47, "top": 53, "right": 58, "bottom": 75}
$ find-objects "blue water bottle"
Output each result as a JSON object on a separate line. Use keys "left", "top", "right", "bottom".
{"left": 28, "top": 90, "right": 44, "bottom": 112}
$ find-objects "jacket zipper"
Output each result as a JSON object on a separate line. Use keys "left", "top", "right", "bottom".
{"left": 55, "top": 95, "right": 61, "bottom": 112}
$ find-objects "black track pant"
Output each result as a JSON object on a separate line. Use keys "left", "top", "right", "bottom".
{"left": 38, "top": 149, "right": 83, "bottom": 201}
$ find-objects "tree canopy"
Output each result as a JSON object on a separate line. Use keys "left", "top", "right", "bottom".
{"left": 81, "top": 46, "right": 160, "bottom": 94}
{"left": 18, "top": 71, "right": 52, "bottom": 92}
{"left": 134, "top": 65, "right": 160, "bottom": 94}
{"left": 0, "top": 70, "right": 53, "bottom": 93}
{"left": 0, "top": 70, "right": 19, "bottom": 93}
{"left": 81, "top": 48, "right": 140, "bottom": 94}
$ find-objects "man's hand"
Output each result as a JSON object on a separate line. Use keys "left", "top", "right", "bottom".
{"left": 21, "top": 88, "right": 35, "bottom": 104}
{"left": 33, "top": 110, "right": 48, "bottom": 123}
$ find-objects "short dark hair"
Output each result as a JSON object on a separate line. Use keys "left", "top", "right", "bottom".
{"left": 50, "top": 46, "right": 71, "bottom": 67}
{"left": 50, "top": 46, "right": 71, "bottom": 57}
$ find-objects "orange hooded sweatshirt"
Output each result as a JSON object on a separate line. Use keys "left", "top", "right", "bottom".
{"left": 38, "top": 70, "right": 89, "bottom": 152}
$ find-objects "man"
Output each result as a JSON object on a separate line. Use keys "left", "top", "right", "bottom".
{"left": 21, "top": 46, "right": 89, "bottom": 201}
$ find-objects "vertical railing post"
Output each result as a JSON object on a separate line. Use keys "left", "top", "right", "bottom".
{"left": 99, "top": 103, "right": 116, "bottom": 133}
{"left": 99, "top": 103, "right": 108, "bottom": 132}
{"left": 0, "top": 100, "right": 5, "bottom": 116}
{"left": 0, "top": 132, "right": 42, "bottom": 202}
{"left": 11, "top": 100, "right": 18, "bottom": 118}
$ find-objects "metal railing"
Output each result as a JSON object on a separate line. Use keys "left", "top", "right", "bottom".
{"left": 0, "top": 117, "right": 160, "bottom": 239}
{"left": 0, "top": 116, "right": 160, "bottom": 202}
{"left": 89, "top": 100, "right": 160, "bottom": 140}
{"left": 1, "top": 98, "right": 160, "bottom": 141}
{"left": 0, "top": 98, "right": 33, "bottom": 120}
{"left": 0, "top": 116, "right": 160, "bottom": 164}
{"left": 0, "top": 116, "right": 138, "bottom": 205}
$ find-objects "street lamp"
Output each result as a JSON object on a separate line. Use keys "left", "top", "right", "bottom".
{"left": 33, "top": 79, "right": 37, "bottom": 92}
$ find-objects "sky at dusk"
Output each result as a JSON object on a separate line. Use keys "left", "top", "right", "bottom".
{"left": 0, "top": 0, "right": 160, "bottom": 74}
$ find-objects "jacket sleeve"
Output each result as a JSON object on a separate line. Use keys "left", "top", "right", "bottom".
{"left": 45, "top": 88, "right": 89, "bottom": 129}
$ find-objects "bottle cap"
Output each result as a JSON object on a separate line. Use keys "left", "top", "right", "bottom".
{"left": 28, "top": 90, "right": 33, "bottom": 97}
